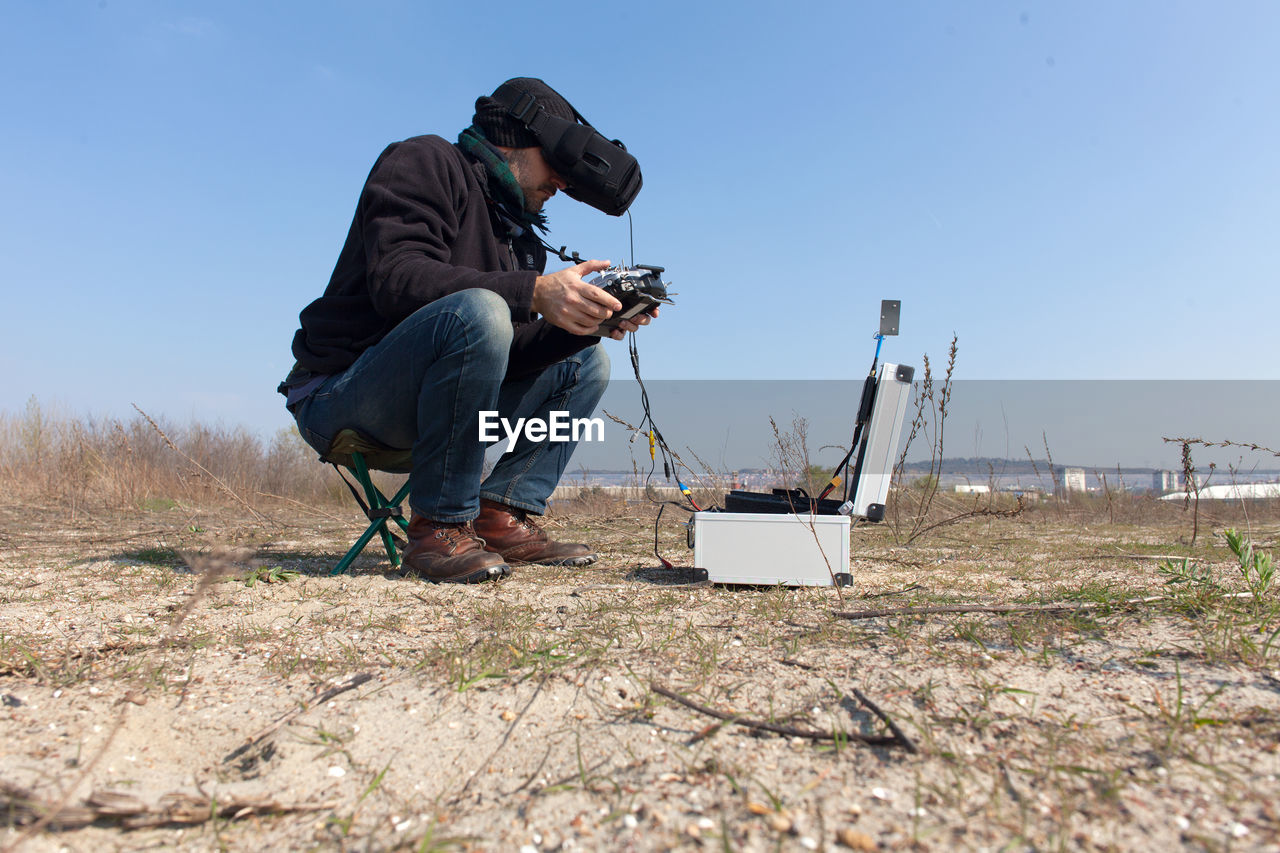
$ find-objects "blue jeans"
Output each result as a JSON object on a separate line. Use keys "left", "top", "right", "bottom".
{"left": 292, "top": 289, "right": 609, "bottom": 522}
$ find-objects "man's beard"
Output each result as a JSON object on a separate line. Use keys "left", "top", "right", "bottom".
{"left": 507, "top": 149, "right": 555, "bottom": 213}
{"left": 523, "top": 184, "right": 557, "bottom": 214}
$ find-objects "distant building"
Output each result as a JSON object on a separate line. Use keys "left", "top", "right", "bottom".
{"left": 1153, "top": 470, "right": 1180, "bottom": 492}
{"left": 954, "top": 484, "right": 990, "bottom": 494}
{"left": 1160, "top": 483, "right": 1280, "bottom": 501}
{"left": 1060, "top": 467, "right": 1087, "bottom": 493}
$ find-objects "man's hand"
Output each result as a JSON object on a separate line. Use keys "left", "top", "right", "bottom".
{"left": 533, "top": 259, "right": 620, "bottom": 336}
{"left": 533, "top": 259, "right": 661, "bottom": 340}
{"left": 607, "top": 305, "right": 658, "bottom": 341}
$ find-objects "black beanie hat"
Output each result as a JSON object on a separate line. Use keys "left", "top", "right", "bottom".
{"left": 473, "top": 77, "right": 576, "bottom": 148}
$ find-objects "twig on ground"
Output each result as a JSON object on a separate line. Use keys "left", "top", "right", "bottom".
{"left": 1098, "top": 552, "right": 1204, "bottom": 562}
{"left": 859, "top": 555, "right": 929, "bottom": 569}
{"left": 651, "top": 683, "right": 914, "bottom": 752}
{"left": 84, "top": 528, "right": 178, "bottom": 546}
{"left": 832, "top": 592, "right": 1257, "bottom": 621}
{"left": 0, "top": 639, "right": 143, "bottom": 679}
{"left": 223, "top": 672, "right": 374, "bottom": 765}
{"left": 849, "top": 687, "right": 918, "bottom": 754}
{"left": 862, "top": 584, "right": 925, "bottom": 599}
{"left": 570, "top": 584, "right": 630, "bottom": 596}
{"left": 0, "top": 712, "right": 129, "bottom": 851}
{"left": 0, "top": 781, "right": 333, "bottom": 830}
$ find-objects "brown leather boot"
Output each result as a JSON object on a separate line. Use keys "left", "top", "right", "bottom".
{"left": 474, "top": 499, "right": 597, "bottom": 566}
{"left": 402, "top": 515, "right": 510, "bottom": 583}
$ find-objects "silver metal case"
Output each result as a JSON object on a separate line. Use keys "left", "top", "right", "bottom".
{"left": 692, "top": 511, "right": 851, "bottom": 587}
{"left": 850, "top": 362, "right": 914, "bottom": 520}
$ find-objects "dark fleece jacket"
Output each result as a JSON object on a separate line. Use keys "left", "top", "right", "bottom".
{"left": 289, "top": 135, "right": 595, "bottom": 379}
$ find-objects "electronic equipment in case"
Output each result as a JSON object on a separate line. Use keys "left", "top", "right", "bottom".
{"left": 691, "top": 511, "right": 852, "bottom": 587}
{"left": 692, "top": 300, "right": 914, "bottom": 587}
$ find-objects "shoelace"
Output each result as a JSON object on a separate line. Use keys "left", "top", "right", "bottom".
{"left": 435, "top": 523, "right": 483, "bottom": 549}
{"left": 510, "top": 511, "right": 545, "bottom": 539}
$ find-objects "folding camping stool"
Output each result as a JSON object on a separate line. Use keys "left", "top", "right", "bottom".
{"left": 321, "top": 429, "right": 413, "bottom": 575}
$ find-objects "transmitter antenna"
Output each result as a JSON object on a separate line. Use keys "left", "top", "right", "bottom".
{"left": 626, "top": 209, "right": 635, "bottom": 267}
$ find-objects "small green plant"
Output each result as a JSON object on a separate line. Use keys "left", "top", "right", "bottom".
{"left": 1134, "top": 662, "right": 1228, "bottom": 761}
{"left": 1223, "top": 527, "right": 1274, "bottom": 598}
{"left": 242, "top": 565, "right": 300, "bottom": 587}
{"left": 1156, "top": 557, "right": 1221, "bottom": 593}
{"left": 1159, "top": 528, "right": 1280, "bottom": 664}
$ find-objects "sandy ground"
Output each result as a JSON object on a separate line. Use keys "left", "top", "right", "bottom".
{"left": 2, "top": 500, "right": 1279, "bottom": 851}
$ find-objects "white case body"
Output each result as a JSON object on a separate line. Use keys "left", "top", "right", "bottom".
{"left": 692, "top": 511, "right": 850, "bottom": 586}
{"left": 850, "top": 362, "right": 913, "bottom": 519}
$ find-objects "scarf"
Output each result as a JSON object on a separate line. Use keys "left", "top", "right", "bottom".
{"left": 457, "top": 125, "right": 548, "bottom": 232}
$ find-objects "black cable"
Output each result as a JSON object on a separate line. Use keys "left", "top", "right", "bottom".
{"left": 653, "top": 504, "right": 672, "bottom": 568}
{"left": 627, "top": 332, "right": 705, "bottom": 512}
{"left": 652, "top": 500, "right": 700, "bottom": 569}
{"left": 820, "top": 346, "right": 883, "bottom": 502}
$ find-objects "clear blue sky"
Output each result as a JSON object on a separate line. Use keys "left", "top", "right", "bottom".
{"left": 3, "top": 1, "right": 1277, "bottom": 450}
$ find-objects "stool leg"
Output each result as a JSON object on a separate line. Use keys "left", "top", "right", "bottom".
{"left": 387, "top": 481, "right": 413, "bottom": 570}
{"left": 333, "top": 453, "right": 388, "bottom": 575}
{"left": 373, "top": 493, "right": 399, "bottom": 567}
{"left": 333, "top": 523, "right": 382, "bottom": 576}
{"left": 330, "top": 452, "right": 412, "bottom": 575}
{"left": 355, "top": 454, "right": 402, "bottom": 567}
{"left": 390, "top": 481, "right": 412, "bottom": 534}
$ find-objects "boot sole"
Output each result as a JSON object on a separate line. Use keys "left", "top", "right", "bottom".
{"left": 420, "top": 562, "right": 511, "bottom": 584}
{"left": 511, "top": 554, "right": 598, "bottom": 568}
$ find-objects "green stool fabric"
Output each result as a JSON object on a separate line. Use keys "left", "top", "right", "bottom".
{"left": 321, "top": 429, "right": 413, "bottom": 575}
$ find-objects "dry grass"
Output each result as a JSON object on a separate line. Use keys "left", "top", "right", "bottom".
{"left": 0, "top": 400, "right": 386, "bottom": 519}
{"left": 3, "top": 405, "right": 1280, "bottom": 850}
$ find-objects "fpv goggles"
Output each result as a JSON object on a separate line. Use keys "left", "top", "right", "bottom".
{"left": 492, "top": 81, "right": 642, "bottom": 216}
